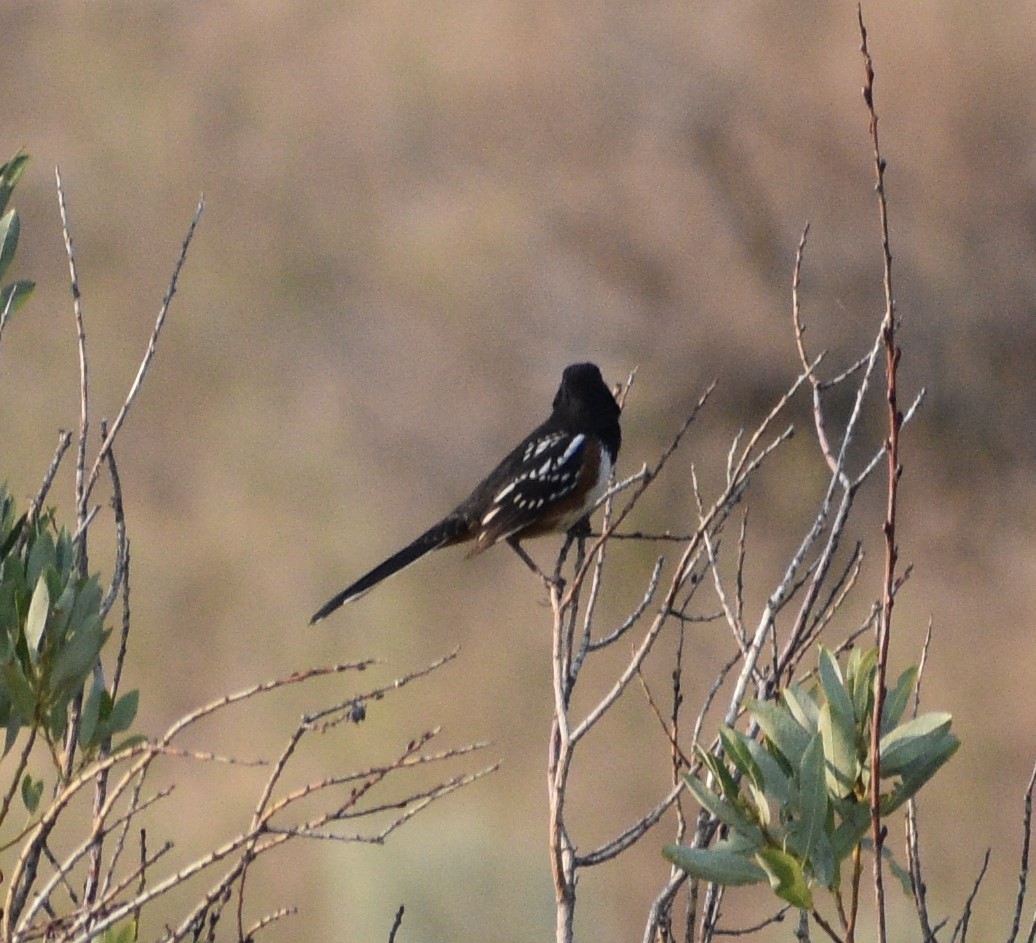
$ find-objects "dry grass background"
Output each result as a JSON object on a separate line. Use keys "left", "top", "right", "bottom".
{"left": 1, "top": 3, "right": 1035, "bottom": 941}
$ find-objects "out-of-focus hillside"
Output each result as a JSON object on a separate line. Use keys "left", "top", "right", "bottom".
{"left": 1, "top": 3, "right": 1034, "bottom": 941}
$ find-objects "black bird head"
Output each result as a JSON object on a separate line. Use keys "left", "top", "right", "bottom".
{"left": 551, "top": 362, "right": 621, "bottom": 453}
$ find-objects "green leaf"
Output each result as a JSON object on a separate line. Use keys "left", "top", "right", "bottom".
{"left": 698, "top": 746, "right": 740, "bottom": 803}
{"left": 26, "top": 530, "right": 55, "bottom": 591}
{"left": 4, "top": 714, "right": 22, "bottom": 755}
{"left": 0, "top": 507, "right": 25, "bottom": 560}
{"left": 884, "top": 846, "right": 914, "bottom": 897}
{"left": 748, "top": 698, "right": 811, "bottom": 767}
{"left": 829, "top": 799, "right": 871, "bottom": 859}
{"left": 786, "top": 733, "right": 836, "bottom": 888}
{"left": 664, "top": 844, "right": 768, "bottom": 886}
{"left": 719, "top": 726, "right": 763, "bottom": 789}
{"left": 108, "top": 689, "right": 139, "bottom": 735}
{"left": 756, "top": 846, "right": 813, "bottom": 910}
{"left": 50, "top": 614, "right": 107, "bottom": 692}
{"left": 0, "top": 152, "right": 29, "bottom": 217}
{"left": 20, "top": 772, "right": 43, "bottom": 813}
{"left": 818, "top": 701, "right": 857, "bottom": 798}
{"left": 782, "top": 683, "right": 820, "bottom": 733}
{"left": 880, "top": 666, "right": 918, "bottom": 737}
{"left": 793, "top": 734, "right": 830, "bottom": 866}
{"left": 0, "top": 280, "right": 33, "bottom": 318}
{"left": 100, "top": 921, "right": 137, "bottom": 943}
{"left": 744, "top": 737, "right": 793, "bottom": 804}
{"left": 2, "top": 661, "right": 36, "bottom": 724}
{"left": 683, "top": 772, "right": 764, "bottom": 844}
{"left": 68, "top": 575, "right": 102, "bottom": 628}
{"left": 846, "top": 647, "right": 877, "bottom": 724}
{"left": 0, "top": 209, "right": 20, "bottom": 284}
{"left": 110, "top": 733, "right": 148, "bottom": 755}
{"left": 818, "top": 647, "right": 857, "bottom": 728}
{"left": 25, "top": 574, "right": 50, "bottom": 655}
{"left": 79, "top": 679, "right": 105, "bottom": 748}
{"left": 882, "top": 732, "right": 959, "bottom": 814}
{"left": 879, "top": 712, "right": 953, "bottom": 777}
{"left": 747, "top": 783, "right": 771, "bottom": 827}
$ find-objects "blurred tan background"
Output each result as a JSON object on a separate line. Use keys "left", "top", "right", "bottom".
{"left": 1, "top": 3, "right": 1035, "bottom": 941}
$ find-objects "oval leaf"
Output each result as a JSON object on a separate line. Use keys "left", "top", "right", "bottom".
{"left": 818, "top": 701, "right": 857, "bottom": 798}
{"left": 818, "top": 647, "right": 856, "bottom": 728}
{"left": 0, "top": 209, "right": 19, "bottom": 283}
{"left": 879, "top": 712, "right": 953, "bottom": 777}
{"left": 756, "top": 846, "right": 814, "bottom": 910}
{"left": 683, "top": 772, "right": 764, "bottom": 844}
{"left": 783, "top": 684, "right": 820, "bottom": 733}
{"left": 881, "top": 666, "right": 918, "bottom": 737}
{"left": 664, "top": 844, "right": 768, "bottom": 886}
{"left": 748, "top": 698, "right": 811, "bottom": 766}
{"left": 20, "top": 773, "right": 43, "bottom": 814}
{"left": 108, "top": 689, "right": 139, "bottom": 734}
{"left": 25, "top": 574, "right": 50, "bottom": 653}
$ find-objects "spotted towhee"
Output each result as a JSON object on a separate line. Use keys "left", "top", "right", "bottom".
{"left": 310, "top": 362, "right": 622, "bottom": 623}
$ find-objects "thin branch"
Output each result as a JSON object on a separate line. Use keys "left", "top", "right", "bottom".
{"left": 950, "top": 849, "right": 990, "bottom": 943}
{"left": 387, "top": 905, "right": 405, "bottom": 943}
{"left": 858, "top": 8, "right": 900, "bottom": 940}
{"left": 26, "top": 431, "right": 73, "bottom": 527}
{"left": 1007, "top": 762, "right": 1036, "bottom": 943}
{"left": 82, "top": 195, "right": 205, "bottom": 504}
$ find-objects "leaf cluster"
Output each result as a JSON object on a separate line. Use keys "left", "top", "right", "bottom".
{"left": 0, "top": 488, "right": 138, "bottom": 775}
{"left": 664, "top": 647, "right": 959, "bottom": 911}
{"left": 0, "top": 152, "right": 35, "bottom": 319}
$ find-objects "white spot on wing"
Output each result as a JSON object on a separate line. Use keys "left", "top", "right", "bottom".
{"left": 561, "top": 434, "right": 585, "bottom": 463}
{"left": 493, "top": 481, "right": 517, "bottom": 503}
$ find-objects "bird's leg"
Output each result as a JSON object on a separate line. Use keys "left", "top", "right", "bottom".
{"left": 567, "top": 515, "right": 592, "bottom": 540}
{"left": 507, "top": 537, "right": 561, "bottom": 593}
{"left": 554, "top": 518, "right": 589, "bottom": 580}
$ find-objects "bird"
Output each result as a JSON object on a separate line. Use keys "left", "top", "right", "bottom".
{"left": 310, "top": 362, "right": 622, "bottom": 623}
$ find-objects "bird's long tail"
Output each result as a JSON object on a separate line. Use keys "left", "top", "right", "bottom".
{"left": 310, "top": 515, "right": 470, "bottom": 623}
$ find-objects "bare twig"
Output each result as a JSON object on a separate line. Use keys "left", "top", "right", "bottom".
{"left": 857, "top": 9, "right": 901, "bottom": 941}
{"left": 1007, "top": 762, "right": 1036, "bottom": 943}
{"left": 950, "top": 849, "right": 990, "bottom": 943}
{"left": 387, "top": 904, "right": 405, "bottom": 943}
{"left": 82, "top": 195, "right": 205, "bottom": 504}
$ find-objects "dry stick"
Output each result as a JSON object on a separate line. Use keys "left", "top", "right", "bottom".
{"left": 82, "top": 195, "right": 205, "bottom": 506}
{"left": 54, "top": 167, "right": 90, "bottom": 550}
{"left": 903, "top": 619, "right": 936, "bottom": 937}
{"left": 387, "top": 904, "right": 406, "bottom": 943}
{"left": 245, "top": 906, "right": 298, "bottom": 940}
{"left": 26, "top": 431, "right": 73, "bottom": 527}
{"left": 5, "top": 741, "right": 156, "bottom": 937}
{"left": 857, "top": 10, "right": 899, "bottom": 943}
{"left": 656, "top": 421, "right": 805, "bottom": 940}
{"left": 560, "top": 383, "right": 716, "bottom": 610}
{"left": 99, "top": 416, "right": 129, "bottom": 627}
{"left": 9, "top": 663, "right": 369, "bottom": 938}
{"left": 785, "top": 214, "right": 924, "bottom": 679}
{"left": 951, "top": 850, "right": 990, "bottom": 943}
{"left": 0, "top": 725, "right": 37, "bottom": 839}
{"left": 791, "top": 221, "right": 841, "bottom": 476}
{"left": 62, "top": 712, "right": 490, "bottom": 943}
{"left": 57, "top": 166, "right": 92, "bottom": 794}
{"left": 235, "top": 656, "right": 472, "bottom": 936}
{"left": 1007, "top": 762, "right": 1036, "bottom": 943}
{"left": 83, "top": 418, "right": 129, "bottom": 916}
